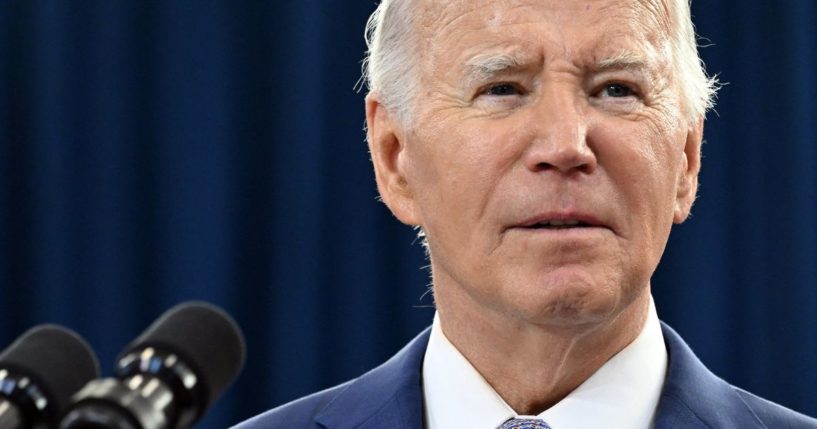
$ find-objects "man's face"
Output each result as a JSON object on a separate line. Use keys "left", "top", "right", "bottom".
{"left": 368, "top": 0, "right": 701, "bottom": 327}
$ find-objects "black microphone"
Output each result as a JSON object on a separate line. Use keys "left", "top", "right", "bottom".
{"left": 0, "top": 325, "right": 101, "bottom": 429}
{"left": 60, "top": 302, "right": 246, "bottom": 429}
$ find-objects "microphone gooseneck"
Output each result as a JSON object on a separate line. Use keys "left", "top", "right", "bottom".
{"left": 0, "top": 325, "right": 101, "bottom": 429}
{"left": 60, "top": 302, "right": 246, "bottom": 429}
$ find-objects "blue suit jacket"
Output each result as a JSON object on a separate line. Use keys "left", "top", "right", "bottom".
{"left": 234, "top": 323, "right": 817, "bottom": 428}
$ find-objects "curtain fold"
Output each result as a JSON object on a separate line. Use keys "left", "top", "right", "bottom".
{"left": 1, "top": 1, "right": 815, "bottom": 427}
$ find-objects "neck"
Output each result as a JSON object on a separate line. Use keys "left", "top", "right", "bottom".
{"left": 434, "top": 282, "right": 651, "bottom": 415}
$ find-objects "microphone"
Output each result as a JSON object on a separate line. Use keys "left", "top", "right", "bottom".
{"left": 0, "top": 325, "right": 101, "bottom": 429}
{"left": 60, "top": 302, "right": 246, "bottom": 429}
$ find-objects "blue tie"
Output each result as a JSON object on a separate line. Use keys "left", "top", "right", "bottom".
{"left": 498, "top": 418, "right": 553, "bottom": 429}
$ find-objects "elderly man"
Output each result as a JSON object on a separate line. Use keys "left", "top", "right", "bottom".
{"left": 236, "top": 0, "right": 817, "bottom": 428}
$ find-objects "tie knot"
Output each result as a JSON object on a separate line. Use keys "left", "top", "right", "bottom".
{"left": 498, "top": 418, "right": 553, "bottom": 429}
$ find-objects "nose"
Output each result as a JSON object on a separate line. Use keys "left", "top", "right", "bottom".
{"left": 522, "top": 87, "right": 597, "bottom": 175}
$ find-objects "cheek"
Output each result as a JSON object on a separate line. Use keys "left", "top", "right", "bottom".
{"left": 407, "top": 121, "right": 525, "bottom": 222}
{"left": 594, "top": 121, "right": 683, "bottom": 235}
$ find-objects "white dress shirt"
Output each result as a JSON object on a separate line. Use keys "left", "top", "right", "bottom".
{"left": 422, "top": 299, "right": 668, "bottom": 429}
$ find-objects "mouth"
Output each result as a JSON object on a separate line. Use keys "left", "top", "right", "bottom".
{"left": 522, "top": 219, "right": 593, "bottom": 230}
{"left": 512, "top": 213, "right": 611, "bottom": 232}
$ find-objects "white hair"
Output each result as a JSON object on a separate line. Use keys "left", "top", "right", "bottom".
{"left": 361, "top": 0, "right": 420, "bottom": 124}
{"left": 663, "top": 0, "right": 720, "bottom": 120}
{"left": 362, "top": 0, "right": 718, "bottom": 124}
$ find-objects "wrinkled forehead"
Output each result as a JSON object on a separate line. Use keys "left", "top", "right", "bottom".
{"left": 415, "top": 0, "right": 674, "bottom": 66}
{"left": 416, "top": 0, "right": 673, "bottom": 32}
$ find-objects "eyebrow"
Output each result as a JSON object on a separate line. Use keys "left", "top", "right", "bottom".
{"left": 593, "top": 50, "right": 651, "bottom": 73}
{"left": 460, "top": 49, "right": 656, "bottom": 87}
{"left": 462, "top": 51, "right": 529, "bottom": 87}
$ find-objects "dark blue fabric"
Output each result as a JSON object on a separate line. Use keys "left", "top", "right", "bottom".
{"left": 0, "top": 1, "right": 815, "bottom": 427}
{"left": 231, "top": 323, "right": 817, "bottom": 429}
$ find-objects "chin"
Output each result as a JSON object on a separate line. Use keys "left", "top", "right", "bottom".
{"left": 506, "top": 270, "right": 626, "bottom": 328}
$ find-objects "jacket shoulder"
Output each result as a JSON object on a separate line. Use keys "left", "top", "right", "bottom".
{"left": 230, "top": 380, "right": 354, "bottom": 429}
{"left": 231, "top": 328, "right": 432, "bottom": 429}
{"left": 736, "top": 388, "right": 817, "bottom": 428}
{"left": 657, "top": 322, "right": 817, "bottom": 429}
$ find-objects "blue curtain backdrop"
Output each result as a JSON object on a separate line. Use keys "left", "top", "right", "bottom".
{"left": 0, "top": 1, "right": 815, "bottom": 427}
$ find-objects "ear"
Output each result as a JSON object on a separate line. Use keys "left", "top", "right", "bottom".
{"left": 366, "top": 93, "right": 422, "bottom": 226}
{"left": 673, "top": 117, "right": 703, "bottom": 224}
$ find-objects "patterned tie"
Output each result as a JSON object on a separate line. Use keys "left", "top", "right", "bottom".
{"left": 498, "top": 418, "right": 553, "bottom": 429}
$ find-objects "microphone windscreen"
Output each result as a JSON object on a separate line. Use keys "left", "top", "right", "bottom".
{"left": 120, "top": 301, "right": 246, "bottom": 407}
{"left": 0, "top": 325, "right": 100, "bottom": 416}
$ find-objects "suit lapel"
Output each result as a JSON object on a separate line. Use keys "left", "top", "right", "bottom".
{"left": 314, "top": 329, "right": 430, "bottom": 429}
{"left": 654, "top": 323, "right": 767, "bottom": 429}
{"left": 313, "top": 322, "right": 768, "bottom": 428}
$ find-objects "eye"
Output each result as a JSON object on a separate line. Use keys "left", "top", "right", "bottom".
{"left": 599, "top": 83, "right": 636, "bottom": 98}
{"left": 589, "top": 81, "right": 644, "bottom": 113}
{"left": 472, "top": 82, "right": 529, "bottom": 111}
{"left": 481, "top": 83, "right": 524, "bottom": 97}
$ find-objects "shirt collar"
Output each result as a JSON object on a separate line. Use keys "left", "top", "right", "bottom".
{"left": 422, "top": 298, "right": 667, "bottom": 429}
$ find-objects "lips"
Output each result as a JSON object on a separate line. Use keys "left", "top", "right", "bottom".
{"left": 514, "top": 212, "right": 610, "bottom": 231}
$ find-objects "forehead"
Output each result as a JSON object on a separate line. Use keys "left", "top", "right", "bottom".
{"left": 416, "top": 0, "right": 672, "bottom": 70}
